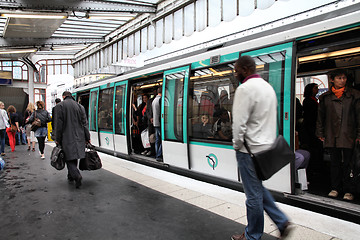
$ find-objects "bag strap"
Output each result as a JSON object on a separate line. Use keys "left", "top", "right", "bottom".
{"left": 243, "top": 139, "right": 255, "bottom": 158}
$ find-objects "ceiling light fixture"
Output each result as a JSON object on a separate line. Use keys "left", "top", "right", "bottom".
{"left": 1, "top": 12, "right": 67, "bottom": 19}
{"left": 0, "top": 48, "right": 37, "bottom": 54}
{"left": 87, "top": 13, "right": 136, "bottom": 20}
{"left": 52, "top": 45, "right": 86, "bottom": 51}
{"left": 299, "top": 47, "right": 360, "bottom": 63}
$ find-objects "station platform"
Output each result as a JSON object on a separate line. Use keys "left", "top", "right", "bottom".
{"left": 1, "top": 142, "right": 360, "bottom": 240}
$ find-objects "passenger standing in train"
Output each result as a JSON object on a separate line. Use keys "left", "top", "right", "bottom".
{"left": 0, "top": 101, "right": 9, "bottom": 156}
{"left": 51, "top": 98, "right": 61, "bottom": 141}
{"left": 24, "top": 102, "right": 36, "bottom": 151}
{"left": 55, "top": 91, "right": 90, "bottom": 189}
{"left": 301, "top": 83, "right": 323, "bottom": 175}
{"left": 137, "top": 94, "right": 150, "bottom": 155}
{"left": 316, "top": 69, "right": 360, "bottom": 201}
{"left": 28, "top": 101, "right": 51, "bottom": 159}
{"left": 6, "top": 105, "right": 20, "bottom": 152}
{"left": 152, "top": 87, "right": 162, "bottom": 161}
{"left": 145, "top": 93, "right": 155, "bottom": 157}
{"left": 231, "top": 56, "right": 291, "bottom": 240}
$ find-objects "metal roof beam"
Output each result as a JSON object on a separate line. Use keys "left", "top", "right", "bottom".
{"left": 0, "top": 0, "right": 156, "bottom": 13}
{"left": 0, "top": 37, "right": 104, "bottom": 47}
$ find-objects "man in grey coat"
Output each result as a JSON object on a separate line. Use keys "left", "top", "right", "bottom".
{"left": 55, "top": 91, "right": 90, "bottom": 188}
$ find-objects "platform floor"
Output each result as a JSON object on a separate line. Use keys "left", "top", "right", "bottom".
{"left": 1, "top": 143, "right": 359, "bottom": 240}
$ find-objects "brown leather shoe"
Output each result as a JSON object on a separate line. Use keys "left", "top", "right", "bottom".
{"left": 231, "top": 233, "right": 246, "bottom": 240}
{"left": 280, "top": 222, "right": 294, "bottom": 239}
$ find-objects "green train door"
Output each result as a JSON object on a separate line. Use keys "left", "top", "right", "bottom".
{"left": 241, "top": 42, "right": 294, "bottom": 194}
{"left": 162, "top": 66, "right": 190, "bottom": 169}
{"left": 89, "top": 87, "right": 99, "bottom": 147}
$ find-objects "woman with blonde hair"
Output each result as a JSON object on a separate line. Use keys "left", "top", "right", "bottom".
{"left": 24, "top": 102, "right": 36, "bottom": 151}
{"left": 28, "top": 101, "right": 51, "bottom": 159}
{"left": 6, "top": 105, "right": 20, "bottom": 152}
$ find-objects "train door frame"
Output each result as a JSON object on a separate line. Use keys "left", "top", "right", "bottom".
{"left": 162, "top": 65, "right": 190, "bottom": 169}
{"left": 113, "top": 81, "right": 129, "bottom": 155}
{"left": 187, "top": 52, "right": 239, "bottom": 182}
{"left": 89, "top": 87, "right": 100, "bottom": 147}
{"left": 241, "top": 41, "right": 295, "bottom": 194}
{"left": 98, "top": 83, "right": 116, "bottom": 152}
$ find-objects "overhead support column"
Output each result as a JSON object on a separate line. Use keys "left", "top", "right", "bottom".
{"left": 28, "top": 67, "right": 34, "bottom": 103}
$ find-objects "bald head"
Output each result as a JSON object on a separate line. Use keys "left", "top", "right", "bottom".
{"left": 234, "top": 55, "right": 256, "bottom": 83}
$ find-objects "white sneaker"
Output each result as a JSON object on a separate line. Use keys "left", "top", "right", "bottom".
{"left": 41, "top": 154, "right": 45, "bottom": 159}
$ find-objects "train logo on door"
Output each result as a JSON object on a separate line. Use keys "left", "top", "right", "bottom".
{"left": 206, "top": 153, "right": 218, "bottom": 170}
{"left": 105, "top": 137, "right": 110, "bottom": 145}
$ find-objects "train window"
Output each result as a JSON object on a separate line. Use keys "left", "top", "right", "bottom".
{"left": 252, "top": 51, "right": 286, "bottom": 133}
{"left": 163, "top": 72, "right": 185, "bottom": 141}
{"left": 189, "top": 64, "right": 237, "bottom": 141}
{"left": 89, "top": 90, "right": 98, "bottom": 131}
{"left": 98, "top": 88, "right": 114, "bottom": 131}
{"left": 114, "top": 85, "right": 126, "bottom": 134}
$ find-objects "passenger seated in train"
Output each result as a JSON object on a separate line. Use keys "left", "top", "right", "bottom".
{"left": 213, "top": 108, "right": 232, "bottom": 140}
{"left": 199, "top": 86, "right": 218, "bottom": 117}
{"left": 219, "top": 89, "right": 232, "bottom": 112}
{"left": 192, "top": 114, "right": 213, "bottom": 139}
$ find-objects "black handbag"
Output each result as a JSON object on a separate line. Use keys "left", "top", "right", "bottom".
{"left": 50, "top": 145, "right": 65, "bottom": 170}
{"left": 79, "top": 144, "right": 102, "bottom": 171}
{"left": 244, "top": 135, "right": 294, "bottom": 180}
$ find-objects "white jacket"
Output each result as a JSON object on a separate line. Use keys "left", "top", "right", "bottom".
{"left": 232, "top": 77, "right": 277, "bottom": 153}
{"left": 0, "top": 109, "right": 9, "bottom": 130}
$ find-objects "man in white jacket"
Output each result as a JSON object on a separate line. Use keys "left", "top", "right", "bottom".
{"left": 231, "top": 56, "right": 291, "bottom": 240}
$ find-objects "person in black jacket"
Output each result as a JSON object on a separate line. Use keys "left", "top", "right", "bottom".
{"left": 54, "top": 91, "right": 90, "bottom": 188}
{"left": 28, "top": 101, "right": 51, "bottom": 159}
{"left": 51, "top": 98, "right": 61, "bottom": 141}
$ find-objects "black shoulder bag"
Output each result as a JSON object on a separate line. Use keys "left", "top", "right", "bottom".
{"left": 243, "top": 116, "right": 294, "bottom": 181}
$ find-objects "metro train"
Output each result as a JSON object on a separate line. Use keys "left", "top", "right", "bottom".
{"left": 73, "top": 8, "right": 360, "bottom": 222}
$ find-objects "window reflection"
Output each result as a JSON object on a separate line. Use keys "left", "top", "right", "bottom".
{"left": 98, "top": 88, "right": 114, "bottom": 131}
{"left": 189, "top": 64, "right": 237, "bottom": 142}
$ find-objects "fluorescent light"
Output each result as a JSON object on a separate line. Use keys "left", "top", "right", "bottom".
{"left": 88, "top": 14, "right": 135, "bottom": 20}
{"left": 1, "top": 13, "right": 67, "bottom": 19}
{"left": 0, "top": 48, "right": 37, "bottom": 54}
{"left": 52, "top": 45, "right": 85, "bottom": 51}
{"left": 299, "top": 47, "right": 360, "bottom": 63}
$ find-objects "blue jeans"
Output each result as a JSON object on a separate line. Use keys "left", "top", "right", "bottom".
{"left": 0, "top": 129, "right": 5, "bottom": 154}
{"left": 16, "top": 130, "right": 26, "bottom": 144}
{"left": 154, "top": 127, "right": 162, "bottom": 158}
{"left": 236, "top": 151, "right": 288, "bottom": 240}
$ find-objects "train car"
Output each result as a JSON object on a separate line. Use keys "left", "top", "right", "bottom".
{"left": 74, "top": 6, "right": 360, "bottom": 223}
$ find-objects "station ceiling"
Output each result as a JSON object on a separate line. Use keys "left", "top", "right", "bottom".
{"left": 0, "top": 0, "right": 162, "bottom": 58}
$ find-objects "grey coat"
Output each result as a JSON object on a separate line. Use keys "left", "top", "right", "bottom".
{"left": 55, "top": 96, "right": 90, "bottom": 161}
{"left": 316, "top": 87, "right": 360, "bottom": 149}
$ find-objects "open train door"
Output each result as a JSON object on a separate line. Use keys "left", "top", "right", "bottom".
{"left": 89, "top": 87, "right": 99, "bottom": 147}
{"left": 241, "top": 42, "right": 294, "bottom": 194}
{"left": 162, "top": 66, "right": 190, "bottom": 169}
{"left": 113, "top": 81, "right": 128, "bottom": 154}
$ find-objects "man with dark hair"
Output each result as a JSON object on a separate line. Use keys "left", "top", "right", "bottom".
{"left": 231, "top": 55, "right": 291, "bottom": 240}
{"left": 51, "top": 98, "right": 61, "bottom": 141}
{"left": 152, "top": 86, "right": 162, "bottom": 161}
{"left": 316, "top": 69, "right": 360, "bottom": 201}
{"left": 55, "top": 91, "right": 90, "bottom": 188}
